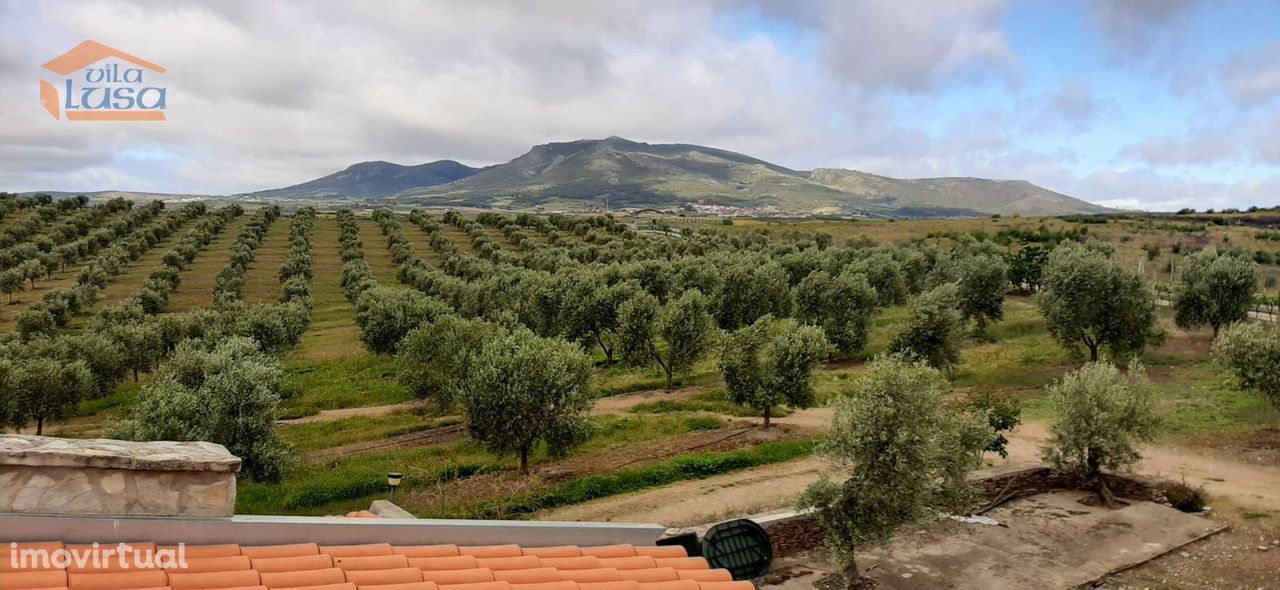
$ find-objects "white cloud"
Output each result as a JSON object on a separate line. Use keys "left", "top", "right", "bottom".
{"left": 1221, "top": 42, "right": 1280, "bottom": 106}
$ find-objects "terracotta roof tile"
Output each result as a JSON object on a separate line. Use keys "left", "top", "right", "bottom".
{"left": 331, "top": 557, "right": 408, "bottom": 572}
{"left": 250, "top": 555, "right": 335, "bottom": 574}
{"left": 515, "top": 548, "right": 578, "bottom": 559}
{"left": 488, "top": 568, "right": 559, "bottom": 584}
{"left": 388, "top": 548, "right": 457, "bottom": 559}
{"left": 508, "top": 582, "right": 575, "bottom": 590}
{"left": 1, "top": 543, "right": 751, "bottom": 590}
{"left": 417, "top": 570, "right": 493, "bottom": 586}
{"left": 577, "top": 548, "right": 634, "bottom": 559}
{"left": 356, "top": 583, "right": 439, "bottom": 590}
{"left": 166, "top": 556, "right": 253, "bottom": 573}
{"left": 406, "top": 557, "right": 476, "bottom": 572}
{"left": 471, "top": 558, "right": 539, "bottom": 573}
{"left": 343, "top": 569, "right": 424, "bottom": 586}
{"left": 167, "top": 569, "right": 261, "bottom": 589}
{"left": 258, "top": 568, "right": 345, "bottom": 588}
{"left": 2, "top": 570, "right": 68, "bottom": 589}
{"left": 454, "top": 548, "right": 520, "bottom": 560}
{"left": 240, "top": 546, "right": 319, "bottom": 560}
{"left": 320, "top": 547, "right": 392, "bottom": 559}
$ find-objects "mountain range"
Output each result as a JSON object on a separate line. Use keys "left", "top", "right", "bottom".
{"left": 248, "top": 136, "right": 1106, "bottom": 217}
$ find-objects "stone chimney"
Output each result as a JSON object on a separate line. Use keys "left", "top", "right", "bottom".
{"left": 0, "top": 435, "right": 240, "bottom": 517}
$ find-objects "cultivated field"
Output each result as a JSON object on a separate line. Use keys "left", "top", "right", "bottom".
{"left": 3, "top": 195, "right": 1279, "bottom": 587}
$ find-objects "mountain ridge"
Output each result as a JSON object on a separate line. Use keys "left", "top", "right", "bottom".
{"left": 250, "top": 137, "right": 1108, "bottom": 216}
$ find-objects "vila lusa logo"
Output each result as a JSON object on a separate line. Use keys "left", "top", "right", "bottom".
{"left": 39, "top": 40, "right": 167, "bottom": 121}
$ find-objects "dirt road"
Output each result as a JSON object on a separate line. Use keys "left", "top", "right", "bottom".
{"left": 537, "top": 418, "right": 1280, "bottom": 525}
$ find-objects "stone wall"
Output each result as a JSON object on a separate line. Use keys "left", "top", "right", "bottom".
{"left": 0, "top": 435, "right": 240, "bottom": 517}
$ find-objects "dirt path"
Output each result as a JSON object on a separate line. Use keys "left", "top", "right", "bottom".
{"left": 303, "top": 424, "right": 466, "bottom": 462}
{"left": 1004, "top": 421, "right": 1280, "bottom": 513}
{"left": 284, "top": 383, "right": 713, "bottom": 426}
{"left": 537, "top": 419, "right": 1280, "bottom": 526}
{"left": 538, "top": 456, "right": 827, "bottom": 527}
{"left": 590, "top": 385, "right": 712, "bottom": 415}
{"left": 276, "top": 401, "right": 421, "bottom": 425}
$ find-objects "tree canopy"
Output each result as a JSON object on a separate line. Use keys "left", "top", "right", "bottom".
{"left": 1174, "top": 248, "right": 1258, "bottom": 336}
{"left": 798, "top": 355, "right": 992, "bottom": 586}
{"left": 1038, "top": 244, "right": 1159, "bottom": 361}
{"left": 1040, "top": 360, "right": 1158, "bottom": 506}
{"left": 720, "top": 317, "right": 829, "bottom": 427}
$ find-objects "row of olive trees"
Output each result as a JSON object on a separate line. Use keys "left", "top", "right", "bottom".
{"left": 0, "top": 197, "right": 129, "bottom": 272}
{"left": 213, "top": 207, "right": 281, "bottom": 307}
{"left": 0, "top": 195, "right": 89, "bottom": 252}
{"left": 0, "top": 201, "right": 172, "bottom": 307}
{"left": 108, "top": 208, "right": 316, "bottom": 482}
{"left": 11, "top": 204, "right": 206, "bottom": 338}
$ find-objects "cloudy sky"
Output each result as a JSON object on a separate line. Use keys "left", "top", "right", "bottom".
{"left": 2, "top": 0, "right": 1280, "bottom": 210}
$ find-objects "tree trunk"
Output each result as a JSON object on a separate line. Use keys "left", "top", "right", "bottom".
{"left": 664, "top": 370, "right": 673, "bottom": 390}
{"left": 133, "top": 367, "right": 140, "bottom": 382}
{"left": 1087, "top": 450, "right": 1115, "bottom": 508}
{"left": 763, "top": 406, "right": 772, "bottom": 429}
{"left": 1096, "top": 475, "right": 1116, "bottom": 509}
{"left": 1088, "top": 343, "right": 1099, "bottom": 362}
{"left": 843, "top": 555, "right": 861, "bottom": 588}
{"left": 1212, "top": 323, "right": 1220, "bottom": 338}
{"left": 519, "top": 446, "right": 530, "bottom": 476}
{"left": 36, "top": 417, "right": 44, "bottom": 436}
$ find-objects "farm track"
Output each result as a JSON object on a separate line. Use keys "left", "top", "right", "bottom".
{"left": 167, "top": 216, "right": 252, "bottom": 312}
{"left": 288, "top": 216, "right": 362, "bottom": 362}
{"left": 241, "top": 218, "right": 292, "bottom": 304}
{"left": 357, "top": 218, "right": 401, "bottom": 284}
{"left": 279, "top": 383, "right": 713, "bottom": 427}
{"left": 302, "top": 424, "right": 467, "bottom": 462}
{"left": 535, "top": 415, "right": 1280, "bottom": 526}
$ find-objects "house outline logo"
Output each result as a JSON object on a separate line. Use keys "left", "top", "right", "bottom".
{"left": 40, "top": 40, "right": 167, "bottom": 121}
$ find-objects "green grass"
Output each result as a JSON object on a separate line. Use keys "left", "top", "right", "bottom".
{"left": 449, "top": 439, "right": 815, "bottom": 519}
{"left": 1020, "top": 361, "right": 1278, "bottom": 439}
{"left": 591, "top": 359, "right": 721, "bottom": 397}
{"left": 237, "top": 412, "right": 733, "bottom": 516}
{"left": 278, "top": 354, "right": 411, "bottom": 418}
{"left": 278, "top": 411, "right": 457, "bottom": 452}
{"left": 628, "top": 388, "right": 791, "bottom": 418}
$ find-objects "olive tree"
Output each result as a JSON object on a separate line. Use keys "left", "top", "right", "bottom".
{"left": 111, "top": 337, "right": 288, "bottom": 482}
{"left": 1040, "top": 360, "right": 1158, "bottom": 507}
{"left": 1038, "top": 244, "right": 1159, "bottom": 362}
{"left": 794, "top": 271, "right": 878, "bottom": 355}
{"left": 1213, "top": 321, "right": 1280, "bottom": 413}
{"left": 956, "top": 253, "right": 1009, "bottom": 333}
{"left": 460, "top": 329, "right": 594, "bottom": 474}
{"left": 1174, "top": 248, "right": 1258, "bottom": 336}
{"left": 354, "top": 286, "right": 452, "bottom": 354}
{"left": 398, "top": 314, "right": 504, "bottom": 409}
{"left": 798, "top": 355, "right": 993, "bottom": 587}
{"left": 0, "top": 269, "right": 23, "bottom": 303}
{"left": 0, "top": 356, "right": 95, "bottom": 435}
{"left": 720, "top": 317, "right": 829, "bottom": 427}
{"left": 618, "top": 289, "right": 716, "bottom": 389}
{"left": 889, "top": 284, "right": 965, "bottom": 373}
{"left": 561, "top": 272, "right": 636, "bottom": 363}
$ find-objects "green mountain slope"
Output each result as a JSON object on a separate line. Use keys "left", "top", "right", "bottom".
{"left": 251, "top": 160, "right": 480, "bottom": 199}
{"left": 398, "top": 137, "right": 1105, "bottom": 216}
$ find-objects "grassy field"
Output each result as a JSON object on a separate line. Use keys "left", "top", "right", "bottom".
{"left": 242, "top": 217, "right": 292, "bottom": 304}
{"left": 167, "top": 216, "right": 252, "bottom": 312}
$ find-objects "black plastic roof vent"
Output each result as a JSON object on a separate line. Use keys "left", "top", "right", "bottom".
{"left": 700, "top": 518, "right": 773, "bottom": 580}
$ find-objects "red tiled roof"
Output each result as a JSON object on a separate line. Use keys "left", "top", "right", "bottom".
{"left": 0, "top": 542, "right": 752, "bottom": 590}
